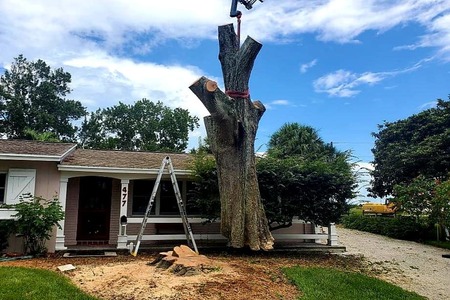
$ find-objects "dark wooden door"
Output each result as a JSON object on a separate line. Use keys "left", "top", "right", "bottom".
{"left": 77, "top": 177, "right": 112, "bottom": 241}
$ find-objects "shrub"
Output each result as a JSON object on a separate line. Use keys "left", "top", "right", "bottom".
{"left": 188, "top": 152, "right": 220, "bottom": 222}
{"left": 13, "top": 195, "right": 64, "bottom": 256}
{"left": 341, "top": 214, "right": 432, "bottom": 241}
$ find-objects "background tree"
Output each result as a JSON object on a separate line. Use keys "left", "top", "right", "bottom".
{"left": 392, "top": 176, "right": 435, "bottom": 224}
{"left": 79, "top": 99, "right": 199, "bottom": 152}
{"left": 370, "top": 98, "right": 450, "bottom": 197}
{"left": 259, "top": 123, "right": 356, "bottom": 229}
{"left": 0, "top": 55, "right": 86, "bottom": 140}
{"left": 267, "top": 123, "right": 325, "bottom": 159}
{"left": 189, "top": 123, "right": 356, "bottom": 230}
{"left": 392, "top": 176, "right": 450, "bottom": 240}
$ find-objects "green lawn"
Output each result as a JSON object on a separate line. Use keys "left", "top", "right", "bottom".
{"left": 0, "top": 266, "right": 98, "bottom": 300}
{"left": 283, "top": 266, "right": 425, "bottom": 300}
{"left": 423, "top": 240, "right": 450, "bottom": 250}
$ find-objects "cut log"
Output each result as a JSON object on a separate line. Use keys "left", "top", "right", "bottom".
{"left": 149, "top": 245, "right": 218, "bottom": 276}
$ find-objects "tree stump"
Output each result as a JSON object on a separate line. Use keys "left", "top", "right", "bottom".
{"left": 189, "top": 24, "right": 274, "bottom": 250}
{"left": 149, "top": 245, "right": 218, "bottom": 276}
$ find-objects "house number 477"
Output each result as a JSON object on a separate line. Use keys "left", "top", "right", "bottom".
{"left": 122, "top": 187, "right": 127, "bottom": 206}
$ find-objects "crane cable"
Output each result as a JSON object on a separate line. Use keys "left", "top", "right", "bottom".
{"left": 237, "top": 14, "right": 242, "bottom": 49}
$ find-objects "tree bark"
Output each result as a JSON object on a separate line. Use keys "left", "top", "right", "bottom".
{"left": 189, "top": 24, "right": 274, "bottom": 250}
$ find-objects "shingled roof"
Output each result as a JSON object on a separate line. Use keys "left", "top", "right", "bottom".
{"left": 60, "top": 149, "right": 194, "bottom": 170}
{"left": 0, "top": 140, "right": 194, "bottom": 170}
{"left": 0, "top": 139, "right": 77, "bottom": 160}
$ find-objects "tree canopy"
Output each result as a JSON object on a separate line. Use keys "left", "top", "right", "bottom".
{"left": 260, "top": 123, "right": 356, "bottom": 227}
{"left": 79, "top": 99, "right": 199, "bottom": 152}
{"left": 370, "top": 98, "right": 450, "bottom": 198}
{"left": 189, "top": 123, "right": 357, "bottom": 228}
{"left": 0, "top": 55, "right": 86, "bottom": 140}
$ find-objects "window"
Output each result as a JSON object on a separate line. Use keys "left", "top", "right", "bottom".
{"left": 0, "top": 173, "right": 6, "bottom": 204}
{"left": 185, "top": 181, "right": 201, "bottom": 215}
{"left": 132, "top": 180, "right": 155, "bottom": 215}
{"left": 131, "top": 179, "right": 197, "bottom": 216}
{"left": 159, "top": 181, "right": 181, "bottom": 215}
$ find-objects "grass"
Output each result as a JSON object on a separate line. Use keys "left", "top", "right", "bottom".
{"left": 0, "top": 266, "right": 98, "bottom": 300}
{"left": 423, "top": 240, "right": 450, "bottom": 250}
{"left": 283, "top": 266, "right": 425, "bottom": 300}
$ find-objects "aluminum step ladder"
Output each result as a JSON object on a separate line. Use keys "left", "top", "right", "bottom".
{"left": 130, "top": 156, "right": 198, "bottom": 256}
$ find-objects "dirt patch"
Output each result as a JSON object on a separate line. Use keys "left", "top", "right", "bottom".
{"left": 5, "top": 228, "right": 448, "bottom": 299}
{"left": 1, "top": 251, "right": 363, "bottom": 300}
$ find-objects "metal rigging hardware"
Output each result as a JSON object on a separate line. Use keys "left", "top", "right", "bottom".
{"left": 229, "top": 0, "right": 263, "bottom": 48}
{"left": 230, "top": 0, "right": 263, "bottom": 17}
{"left": 130, "top": 156, "right": 198, "bottom": 256}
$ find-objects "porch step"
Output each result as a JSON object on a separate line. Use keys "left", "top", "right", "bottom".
{"left": 63, "top": 251, "right": 117, "bottom": 258}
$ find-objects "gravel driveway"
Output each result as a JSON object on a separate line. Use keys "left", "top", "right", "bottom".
{"left": 337, "top": 227, "right": 450, "bottom": 300}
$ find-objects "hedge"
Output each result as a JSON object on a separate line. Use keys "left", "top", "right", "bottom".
{"left": 341, "top": 214, "right": 433, "bottom": 241}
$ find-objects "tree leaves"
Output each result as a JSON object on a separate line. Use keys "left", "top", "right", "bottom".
{"left": 371, "top": 98, "right": 450, "bottom": 197}
{"left": 261, "top": 123, "right": 356, "bottom": 227}
{"left": 0, "top": 55, "right": 86, "bottom": 140}
{"left": 79, "top": 99, "right": 199, "bottom": 152}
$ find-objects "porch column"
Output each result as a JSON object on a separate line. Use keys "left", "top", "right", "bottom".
{"left": 117, "top": 179, "right": 129, "bottom": 249}
{"left": 327, "top": 223, "right": 338, "bottom": 246}
{"left": 313, "top": 223, "right": 323, "bottom": 244}
{"left": 55, "top": 177, "right": 68, "bottom": 250}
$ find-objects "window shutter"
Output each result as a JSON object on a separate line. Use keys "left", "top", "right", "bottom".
{"left": 5, "top": 169, "right": 36, "bottom": 204}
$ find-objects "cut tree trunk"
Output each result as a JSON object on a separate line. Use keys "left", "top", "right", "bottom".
{"left": 150, "top": 245, "right": 218, "bottom": 276}
{"left": 189, "top": 24, "right": 274, "bottom": 250}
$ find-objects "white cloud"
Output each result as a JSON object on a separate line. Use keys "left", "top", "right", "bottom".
{"left": 418, "top": 101, "right": 438, "bottom": 110}
{"left": 1, "top": 1, "right": 450, "bottom": 60}
{"left": 313, "top": 61, "right": 425, "bottom": 97}
{"left": 264, "top": 99, "right": 294, "bottom": 110}
{"left": 1, "top": 0, "right": 450, "bottom": 150}
{"left": 271, "top": 100, "right": 290, "bottom": 106}
{"left": 408, "top": 13, "right": 450, "bottom": 60}
{"left": 62, "top": 51, "right": 213, "bottom": 150}
{"left": 300, "top": 59, "right": 318, "bottom": 73}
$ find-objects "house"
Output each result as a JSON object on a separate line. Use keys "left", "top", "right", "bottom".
{"left": 0, "top": 139, "right": 339, "bottom": 253}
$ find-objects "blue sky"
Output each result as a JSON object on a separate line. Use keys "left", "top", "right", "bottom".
{"left": 1, "top": 1, "right": 450, "bottom": 200}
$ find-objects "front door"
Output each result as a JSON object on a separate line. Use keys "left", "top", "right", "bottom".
{"left": 77, "top": 176, "right": 112, "bottom": 242}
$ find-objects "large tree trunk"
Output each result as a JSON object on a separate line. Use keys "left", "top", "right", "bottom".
{"left": 189, "top": 24, "right": 274, "bottom": 250}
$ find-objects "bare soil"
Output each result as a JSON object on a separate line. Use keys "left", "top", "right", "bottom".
{"left": 1, "top": 249, "right": 364, "bottom": 300}
{"left": 2, "top": 228, "right": 450, "bottom": 300}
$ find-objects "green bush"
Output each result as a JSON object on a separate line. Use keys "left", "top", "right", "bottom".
{"left": 341, "top": 214, "right": 432, "bottom": 241}
{"left": 13, "top": 195, "right": 64, "bottom": 256}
